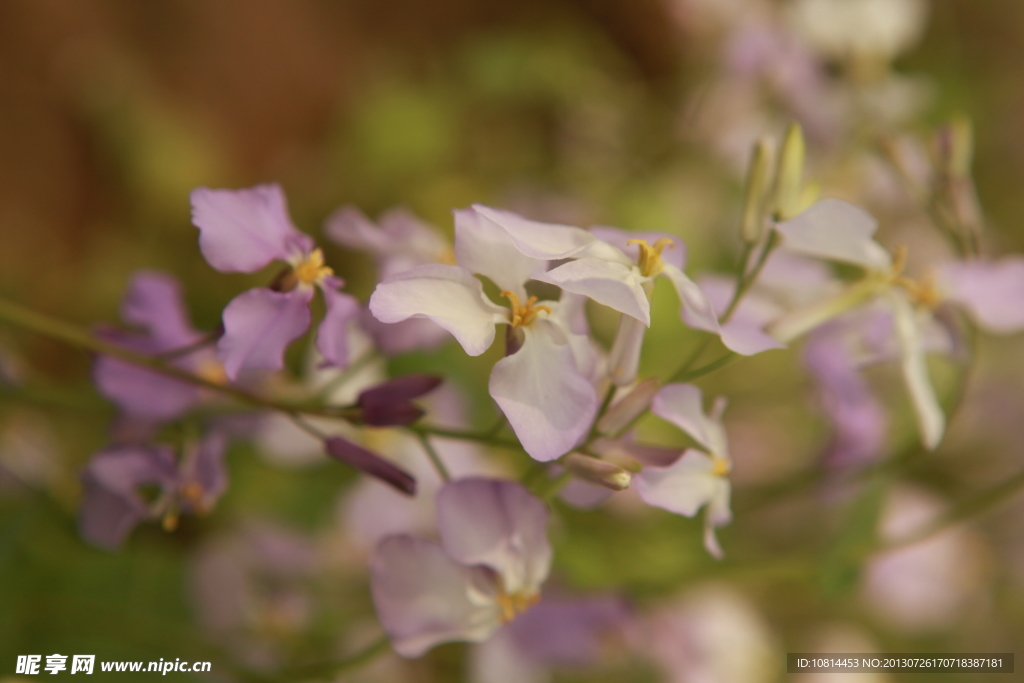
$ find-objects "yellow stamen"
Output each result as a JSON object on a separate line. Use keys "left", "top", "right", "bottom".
{"left": 496, "top": 590, "right": 540, "bottom": 624}
{"left": 627, "top": 238, "right": 675, "bottom": 277}
{"left": 293, "top": 248, "right": 333, "bottom": 287}
{"left": 887, "top": 246, "right": 943, "bottom": 310}
{"left": 437, "top": 247, "right": 457, "bottom": 265}
{"left": 711, "top": 455, "right": 732, "bottom": 478}
{"left": 161, "top": 509, "right": 179, "bottom": 532}
{"left": 195, "top": 358, "right": 228, "bottom": 386}
{"left": 500, "top": 291, "right": 552, "bottom": 328}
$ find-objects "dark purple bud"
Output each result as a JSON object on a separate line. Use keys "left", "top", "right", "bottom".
{"left": 357, "top": 375, "right": 443, "bottom": 407}
{"left": 324, "top": 437, "right": 416, "bottom": 496}
{"left": 360, "top": 402, "right": 425, "bottom": 427}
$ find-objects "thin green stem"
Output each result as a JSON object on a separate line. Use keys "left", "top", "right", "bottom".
{"left": 154, "top": 330, "right": 220, "bottom": 360}
{"left": 0, "top": 296, "right": 356, "bottom": 420}
{"left": 408, "top": 423, "right": 521, "bottom": 449}
{"left": 416, "top": 432, "right": 451, "bottom": 482}
{"left": 675, "top": 352, "right": 737, "bottom": 383}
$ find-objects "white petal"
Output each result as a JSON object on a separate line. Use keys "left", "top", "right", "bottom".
{"left": 608, "top": 314, "right": 647, "bottom": 387}
{"left": 634, "top": 450, "right": 720, "bottom": 517}
{"left": 369, "top": 265, "right": 507, "bottom": 356}
{"left": 469, "top": 204, "right": 607, "bottom": 260}
{"left": 774, "top": 199, "right": 892, "bottom": 270}
{"left": 652, "top": 384, "right": 729, "bottom": 456}
{"left": 703, "top": 483, "right": 732, "bottom": 560}
{"left": 660, "top": 264, "right": 720, "bottom": 334}
{"left": 537, "top": 259, "right": 651, "bottom": 325}
{"left": 888, "top": 291, "right": 945, "bottom": 450}
{"left": 489, "top": 322, "right": 598, "bottom": 462}
{"left": 437, "top": 478, "right": 552, "bottom": 596}
{"left": 454, "top": 207, "right": 544, "bottom": 297}
{"left": 370, "top": 535, "right": 503, "bottom": 658}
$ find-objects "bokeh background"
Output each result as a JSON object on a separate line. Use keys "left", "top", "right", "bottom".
{"left": 2, "top": 1, "right": 1024, "bottom": 681}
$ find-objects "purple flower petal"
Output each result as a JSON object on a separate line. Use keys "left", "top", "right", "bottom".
{"left": 941, "top": 257, "right": 1024, "bottom": 333}
{"left": 589, "top": 227, "right": 686, "bottom": 270}
{"left": 370, "top": 535, "right": 503, "bottom": 657}
{"left": 179, "top": 431, "right": 230, "bottom": 513}
{"left": 536, "top": 258, "right": 651, "bottom": 326}
{"left": 191, "top": 184, "right": 313, "bottom": 273}
{"left": 436, "top": 478, "right": 551, "bottom": 596}
{"left": 217, "top": 287, "right": 313, "bottom": 380}
{"left": 78, "top": 445, "right": 177, "bottom": 549}
{"left": 315, "top": 283, "right": 360, "bottom": 368}
{"left": 454, "top": 207, "right": 544, "bottom": 298}
{"left": 120, "top": 271, "right": 203, "bottom": 347}
{"left": 93, "top": 330, "right": 203, "bottom": 420}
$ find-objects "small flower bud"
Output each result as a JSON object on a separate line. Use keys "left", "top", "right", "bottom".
{"left": 935, "top": 116, "right": 973, "bottom": 180}
{"left": 562, "top": 453, "right": 632, "bottom": 491}
{"left": 325, "top": 437, "right": 416, "bottom": 495}
{"left": 741, "top": 138, "right": 774, "bottom": 243}
{"left": 356, "top": 374, "right": 442, "bottom": 427}
{"left": 597, "top": 378, "right": 661, "bottom": 437}
{"left": 773, "top": 122, "right": 806, "bottom": 221}
{"left": 608, "top": 309, "right": 647, "bottom": 387}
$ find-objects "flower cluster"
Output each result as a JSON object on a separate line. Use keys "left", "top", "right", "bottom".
{"left": 65, "top": 116, "right": 1024, "bottom": 667}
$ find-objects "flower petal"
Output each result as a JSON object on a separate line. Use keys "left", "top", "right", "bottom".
{"left": 316, "top": 284, "right": 361, "bottom": 368}
{"left": 941, "top": 257, "right": 1024, "bottom": 334}
{"left": 634, "top": 450, "right": 720, "bottom": 517}
{"left": 121, "top": 271, "right": 202, "bottom": 347}
{"left": 93, "top": 330, "right": 203, "bottom": 420}
{"left": 660, "top": 264, "right": 720, "bottom": 335}
{"left": 652, "top": 384, "right": 729, "bottom": 456}
{"left": 218, "top": 287, "right": 313, "bottom": 380}
{"left": 454, "top": 207, "right": 544, "bottom": 297}
{"left": 703, "top": 481, "right": 732, "bottom": 560}
{"left": 489, "top": 323, "right": 598, "bottom": 462}
{"left": 190, "top": 184, "right": 313, "bottom": 273}
{"left": 369, "top": 264, "right": 507, "bottom": 356}
{"left": 888, "top": 291, "right": 945, "bottom": 450}
{"left": 774, "top": 199, "right": 892, "bottom": 270}
{"left": 78, "top": 445, "right": 177, "bottom": 549}
{"left": 437, "top": 478, "right": 552, "bottom": 596}
{"left": 370, "top": 535, "right": 502, "bottom": 657}
{"left": 468, "top": 204, "right": 612, "bottom": 261}
{"left": 537, "top": 258, "right": 650, "bottom": 325}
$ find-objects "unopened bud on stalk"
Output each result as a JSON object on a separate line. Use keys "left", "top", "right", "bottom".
{"left": 597, "top": 378, "right": 661, "bottom": 437}
{"left": 563, "top": 453, "right": 632, "bottom": 491}
{"left": 935, "top": 116, "right": 974, "bottom": 179}
{"left": 772, "top": 122, "right": 806, "bottom": 221}
{"left": 325, "top": 436, "right": 417, "bottom": 495}
{"left": 741, "top": 138, "right": 774, "bottom": 243}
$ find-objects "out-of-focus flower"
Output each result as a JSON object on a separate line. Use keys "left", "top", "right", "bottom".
{"left": 770, "top": 199, "right": 1024, "bottom": 449}
{"left": 634, "top": 584, "right": 778, "bottom": 683}
{"left": 469, "top": 595, "right": 631, "bottom": 683}
{"left": 633, "top": 383, "right": 734, "bottom": 558}
{"left": 325, "top": 206, "right": 454, "bottom": 354}
{"left": 803, "top": 313, "right": 890, "bottom": 468}
{"left": 862, "top": 486, "right": 990, "bottom": 632}
{"left": 78, "top": 431, "right": 228, "bottom": 549}
{"left": 191, "top": 184, "right": 360, "bottom": 379}
{"left": 789, "top": 0, "right": 929, "bottom": 70}
{"left": 369, "top": 208, "right": 597, "bottom": 461}
{"left": 369, "top": 478, "right": 551, "bottom": 657}
{"left": 189, "top": 521, "right": 319, "bottom": 670}
{"left": 797, "top": 623, "right": 892, "bottom": 683}
{"left": 94, "top": 271, "right": 224, "bottom": 422}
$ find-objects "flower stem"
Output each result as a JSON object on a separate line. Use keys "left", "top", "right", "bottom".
{"left": 0, "top": 296, "right": 355, "bottom": 420}
{"left": 416, "top": 432, "right": 451, "bottom": 482}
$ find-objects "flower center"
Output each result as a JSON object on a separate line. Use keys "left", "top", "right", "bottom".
{"left": 500, "top": 291, "right": 551, "bottom": 328}
{"left": 293, "top": 248, "right": 333, "bottom": 287}
{"left": 496, "top": 589, "right": 540, "bottom": 625}
{"left": 627, "top": 238, "right": 675, "bottom": 278}
{"left": 887, "top": 246, "right": 943, "bottom": 309}
{"left": 711, "top": 455, "right": 732, "bottom": 478}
